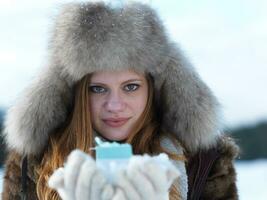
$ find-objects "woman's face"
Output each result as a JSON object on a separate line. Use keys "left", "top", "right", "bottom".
{"left": 89, "top": 69, "right": 148, "bottom": 141}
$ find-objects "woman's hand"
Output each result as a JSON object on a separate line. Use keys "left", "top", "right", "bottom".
{"left": 48, "top": 149, "right": 114, "bottom": 200}
{"left": 112, "top": 154, "right": 180, "bottom": 200}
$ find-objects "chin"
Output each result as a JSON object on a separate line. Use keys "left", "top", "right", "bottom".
{"left": 106, "top": 135, "right": 128, "bottom": 142}
{"left": 102, "top": 130, "right": 129, "bottom": 142}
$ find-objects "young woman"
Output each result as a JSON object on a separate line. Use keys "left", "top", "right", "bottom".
{"left": 2, "top": 1, "right": 239, "bottom": 200}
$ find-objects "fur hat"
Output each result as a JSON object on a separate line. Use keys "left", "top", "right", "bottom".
{"left": 4, "top": 1, "right": 222, "bottom": 156}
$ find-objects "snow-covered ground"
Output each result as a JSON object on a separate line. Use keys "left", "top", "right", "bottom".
{"left": 236, "top": 160, "right": 267, "bottom": 200}
{"left": 0, "top": 160, "right": 267, "bottom": 199}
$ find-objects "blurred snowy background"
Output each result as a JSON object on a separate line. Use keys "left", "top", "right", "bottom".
{"left": 0, "top": 0, "right": 267, "bottom": 199}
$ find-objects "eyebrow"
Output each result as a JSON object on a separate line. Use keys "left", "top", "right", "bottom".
{"left": 90, "top": 78, "right": 144, "bottom": 85}
{"left": 122, "top": 79, "right": 143, "bottom": 84}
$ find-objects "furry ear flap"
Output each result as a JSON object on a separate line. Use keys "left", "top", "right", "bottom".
{"left": 151, "top": 46, "right": 222, "bottom": 154}
{"left": 4, "top": 65, "right": 73, "bottom": 156}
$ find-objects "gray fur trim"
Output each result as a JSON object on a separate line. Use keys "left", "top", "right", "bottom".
{"left": 154, "top": 44, "right": 222, "bottom": 153}
{"left": 4, "top": 1, "right": 221, "bottom": 155}
{"left": 4, "top": 65, "right": 73, "bottom": 155}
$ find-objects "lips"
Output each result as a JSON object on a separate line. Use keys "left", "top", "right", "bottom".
{"left": 102, "top": 117, "right": 130, "bottom": 127}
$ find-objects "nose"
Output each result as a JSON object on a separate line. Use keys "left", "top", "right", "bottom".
{"left": 104, "top": 92, "right": 125, "bottom": 113}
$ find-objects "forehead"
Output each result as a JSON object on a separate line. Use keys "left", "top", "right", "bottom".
{"left": 90, "top": 69, "right": 146, "bottom": 83}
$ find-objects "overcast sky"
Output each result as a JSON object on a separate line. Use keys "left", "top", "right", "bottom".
{"left": 0, "top": 0, "right": 267, "bottom": 128}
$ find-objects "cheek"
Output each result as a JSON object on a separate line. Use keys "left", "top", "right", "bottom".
{"left": 130, "top": 92, "right": 148, "bottom": 115}
{"left": 89, "top": 97, "right": 102, "bottom": 121}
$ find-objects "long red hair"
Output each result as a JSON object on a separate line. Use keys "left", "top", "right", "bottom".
{"left": 36, "top": 73, "right": 184, "bottom": 199}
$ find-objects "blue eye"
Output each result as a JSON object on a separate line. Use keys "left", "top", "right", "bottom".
{"left": 124, "top": 84, "right": 139, "bottom": 92}
{"left": 89, "top": 86, "right": 107, "bottom": 93}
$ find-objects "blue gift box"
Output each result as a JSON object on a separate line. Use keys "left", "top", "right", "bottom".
{"left": 95, "top": 137, "right": 133, "bottom": 160}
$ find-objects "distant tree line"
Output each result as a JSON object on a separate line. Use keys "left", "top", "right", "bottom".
{"left": 0, "top": 107, "right": 267, "bottom": 167}
{"left": 229, "top": 121, "right": 267, "bottom": 160}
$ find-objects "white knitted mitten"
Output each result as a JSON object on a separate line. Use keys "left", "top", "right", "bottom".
{"left": 48, "top": 149, "right": 114, "bottom": 200}
{"left": 112, "top": 153, "right": 180, "bottom": 200}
